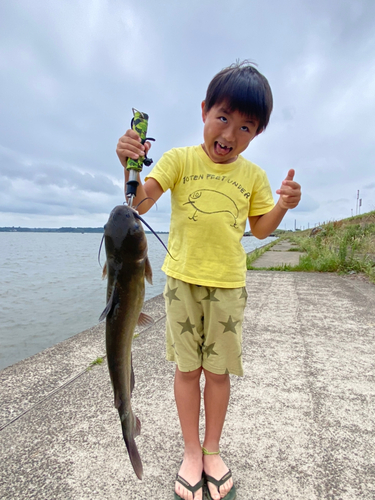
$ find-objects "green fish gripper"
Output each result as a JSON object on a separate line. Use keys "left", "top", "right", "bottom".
{"left": 126, "top": 108, "right": 155, "bottom": 173}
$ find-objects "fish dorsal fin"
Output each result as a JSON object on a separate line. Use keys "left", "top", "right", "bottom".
{"left": 99, "top": 284, "right": 118, "bottom": 322}
{"left": 102, "top": 261, "right": 107, "bottom": 280}
{"left": 137, "top": 312, "right": 154, "bottom": 327}
{"left": 145, "top": 257, "right": 153, "bottom": 285}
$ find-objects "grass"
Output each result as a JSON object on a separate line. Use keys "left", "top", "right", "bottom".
{"left": 273, "top": 211, "right": 375, "bottom": 283}
{"left": 88, "top": 356, "right": 105, "bottom": 369}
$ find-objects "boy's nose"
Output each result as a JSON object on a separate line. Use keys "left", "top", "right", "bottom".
{"left": 221, "top": 126, "right": 236, "bottom": 143}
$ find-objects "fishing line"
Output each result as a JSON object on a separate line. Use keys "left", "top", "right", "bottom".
{"left": 133, "top": 212, "right": 177, "bottom": 261}
{"left": 0, "top": 315, "right": 168, "bottom": 433}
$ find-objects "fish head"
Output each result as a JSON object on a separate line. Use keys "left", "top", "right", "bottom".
{"left": 103, "top": 205, "right": 148, "bottom": 265}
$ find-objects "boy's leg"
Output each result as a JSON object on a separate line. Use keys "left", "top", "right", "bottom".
{"left": 202, "top": 369, "right": 233, "bottom": 500}
{"left": 174, "top": 366, "right": 204, "bottom": 500}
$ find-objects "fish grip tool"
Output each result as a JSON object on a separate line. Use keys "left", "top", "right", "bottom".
{"left": 126, "top": 108, "right": 155, "bottom": 206}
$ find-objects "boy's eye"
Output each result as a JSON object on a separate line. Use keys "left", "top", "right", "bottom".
{"left": 219, "top": 116, "right": 227, "bottom": 123}
{"left": 241, "top": 126, "right": 249, "bottom": 131}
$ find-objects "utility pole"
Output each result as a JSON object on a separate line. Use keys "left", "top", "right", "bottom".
{"left": 356, "top": 190, "right": 359, "bottom": 215}
{"left": 359, "top": 199, "right": 362, "bottom": 215}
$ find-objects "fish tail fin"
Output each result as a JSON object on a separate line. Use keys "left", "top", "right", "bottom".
{"left": 122, "top": 419, "right": 143, "bottom": 480}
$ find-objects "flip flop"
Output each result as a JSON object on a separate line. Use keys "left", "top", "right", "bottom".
{"left": 204, "top": 470, "right": 236, "bottom": 500}
{"left": 174, "top": 473, "right": 205, "bottom": 500}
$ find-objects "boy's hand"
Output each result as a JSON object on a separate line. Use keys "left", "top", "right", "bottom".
{"left": 276, "top": 169, "right": 301, "bottom": 210}
{"left": 116, "top": 129, "right": 152, "bottom": 168}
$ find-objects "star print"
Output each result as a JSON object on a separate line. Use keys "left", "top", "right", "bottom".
{"left": 202, "top": 289, "right": 220, "bottom": 302}
{"left": 239, "top": 287, "right": 247, "bottom": 299}
{"left": 203, "top": 343, "right": 218, "bottom": 358}
{"left": 165, "top": 285, "right": 181, "bottom": 305}
{"left": 177, "top": 317, "right": 195, "bottom": 335}
{"left": 219, "top": 315, "right": 240, "bottom": 334}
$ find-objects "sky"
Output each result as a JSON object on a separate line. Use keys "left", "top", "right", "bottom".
{"left": 1, "top": 0, "right": 374, "bottom": 232}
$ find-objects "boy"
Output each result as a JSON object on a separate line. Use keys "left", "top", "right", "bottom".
{"left": 116, "top": 61, "right": 301, "bottom": 500}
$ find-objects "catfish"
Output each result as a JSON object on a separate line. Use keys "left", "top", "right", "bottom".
{"left": 99, "top": 205, "right": 153, "bottom": 480}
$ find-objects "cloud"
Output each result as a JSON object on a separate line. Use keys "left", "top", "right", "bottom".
{"left": 0, "top": 0, "right": 374, "bottom": 230}
{"left": 292, "top": 193, "right": 320, "bottom": 213}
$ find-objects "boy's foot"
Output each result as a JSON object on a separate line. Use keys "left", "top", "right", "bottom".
{"left": 203, "top": 453, "right": 233, "bottom": 500}
{"left": 175, "top": 454, "right": 204, "bottom": 500}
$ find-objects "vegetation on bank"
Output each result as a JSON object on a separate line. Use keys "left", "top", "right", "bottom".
{"left": 259, "top": 211, "right": 375, "bottom": 283}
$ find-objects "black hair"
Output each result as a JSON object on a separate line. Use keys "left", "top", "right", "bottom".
{"left": 204, "top": 61, "right": 273, "bottom": 134}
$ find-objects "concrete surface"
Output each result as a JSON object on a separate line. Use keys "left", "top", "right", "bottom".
{"left": 1, "top": 272, "right": 375, "bottom": 499}
{"left": 250, "top": 240, "right": 305, "bottom": 268}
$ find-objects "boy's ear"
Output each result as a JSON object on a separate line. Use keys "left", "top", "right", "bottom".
{"left": 201, "top": 101, "right": 206, "bottom": 122}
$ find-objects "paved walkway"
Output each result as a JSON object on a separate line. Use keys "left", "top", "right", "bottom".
{"left": 250, "top": 239, "right": 305, "bottom": 268}
{"left": 1, "top": 272, "right": 374, "bottom": 499}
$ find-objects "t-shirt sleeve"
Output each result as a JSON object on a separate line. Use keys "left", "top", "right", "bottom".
{"left": 145, "top": 149, "right": 181, "bottom": 192}
{"left": 249, "top": 169, "right": 275, "bottom": 216}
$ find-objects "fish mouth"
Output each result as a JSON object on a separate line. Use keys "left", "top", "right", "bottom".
{"left": 214, "top": 141, "right": 233, "bottom": 155}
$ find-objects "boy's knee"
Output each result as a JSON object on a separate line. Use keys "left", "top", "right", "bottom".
{"left": 203, "top": 369, "right": 229, "bottom": 384}
{"left": 176, "top": 366, "right": 202, "bottom": 381}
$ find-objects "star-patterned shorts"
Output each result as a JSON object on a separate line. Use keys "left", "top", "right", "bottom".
{"left": 163, "top": 276, "right": 248, "bottom": 376}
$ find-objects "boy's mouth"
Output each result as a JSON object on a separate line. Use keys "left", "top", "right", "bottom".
{"left": 214, "top": 141, "right": 233, "bottom": 155}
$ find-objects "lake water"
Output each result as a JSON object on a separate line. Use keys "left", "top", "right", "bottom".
{"left": 0, "top": 232, "right": 275, "bottom": 370}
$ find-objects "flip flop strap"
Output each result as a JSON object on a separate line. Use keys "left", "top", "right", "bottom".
{"left": 205, "top": 470, "right": 232, "bottom": 492}
{"left": 175, "top": 474, "right": 204, "bottom": 498}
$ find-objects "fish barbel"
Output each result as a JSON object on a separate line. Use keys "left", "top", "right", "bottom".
{"left": 99, "top": 204, "right": 153, "bottom": 480}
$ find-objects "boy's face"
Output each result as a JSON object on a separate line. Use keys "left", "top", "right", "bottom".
{"left": 201, "top": 101, "right": 261, "bottom": 164}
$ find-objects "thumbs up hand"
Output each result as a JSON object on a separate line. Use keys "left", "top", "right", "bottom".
{"left": 276, "top": 169, "right": 301, "bottom": 210}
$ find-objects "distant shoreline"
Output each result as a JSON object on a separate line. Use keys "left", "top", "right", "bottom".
{"left": 0, "top": 227, "right": 283, "bottom": 236}
{"left": 0, "top": 227, "right": 169, "bottom": 234}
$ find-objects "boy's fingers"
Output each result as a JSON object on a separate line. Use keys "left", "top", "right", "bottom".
{"left": 144, "top": 141, "right": 152, "bottom": 155}
{"left": 125, "top": 129, "right": 142, "bottom": 141}
{"left": 284, "top": 169, "right": 295, "bottom": 181}
{"left": 117, "top": 135, "right": 145, "bottom": 154}
{"left": 117, "top": 143, "right": 144, "bottom": 159}
{"left": 282, "top": 180, "right": 299, "bottom": 187}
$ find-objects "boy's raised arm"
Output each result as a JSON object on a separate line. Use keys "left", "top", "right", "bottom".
{"left": 249, "top": 169, "right": 301, "bottom": 239}
{"left": 116, "top": 129, "right": 163, "bottom": 214}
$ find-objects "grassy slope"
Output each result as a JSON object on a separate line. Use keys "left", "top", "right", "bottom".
{"left": 249, "top": 211, "right": 375, "bottom": 283}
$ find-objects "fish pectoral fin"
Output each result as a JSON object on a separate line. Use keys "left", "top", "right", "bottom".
{"left": 145, "top": 257, "right": 153, "bottom": 284}
{"left": 137, "top": 312, "right": 154, "bottom": 327}
{"left": 99, "top": 285, "right": 118, "bottom": 322}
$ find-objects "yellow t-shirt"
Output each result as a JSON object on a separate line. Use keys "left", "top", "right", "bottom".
{"left": 146, "top": 145, "right": 274, "bottom": 288}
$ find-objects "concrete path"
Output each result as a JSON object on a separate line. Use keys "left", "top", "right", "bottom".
{"left": 250, "top": 240, "right": 305, "bottom": 268}
{"left": 1, "top": 272, "right": 374, "bottom": 499}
